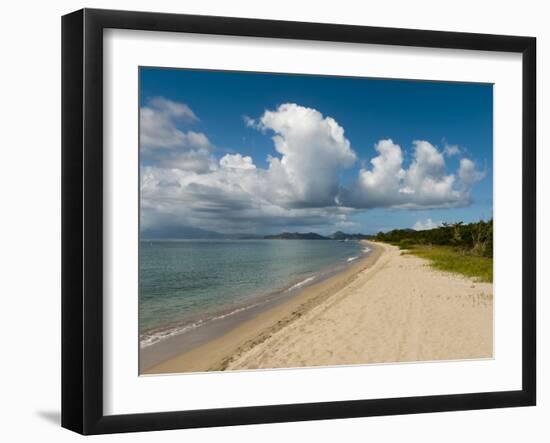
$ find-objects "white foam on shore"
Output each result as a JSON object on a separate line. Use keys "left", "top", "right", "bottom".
{"left": 141, "top": 244, "right": 371, "bottom": 349}
{"left": 140, "top": 302, "right": 263, "bottom": 349}
{"left": 286, "top": 276, "right": 316, "bottom": 292}
{"left": 140, "top": 320, "right": 205, "bottom": 348}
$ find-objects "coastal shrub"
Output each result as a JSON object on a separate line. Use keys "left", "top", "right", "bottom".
{"left": 398, "top": 239, "right": 416, "bottom": 250}
{"left": 375, "top": 219, "right": 493, "bottom": 257}
{"left": 407, "top": 245, "right": 493, "bottom": 282}
{"left": 376, "top": 219, "right": 493, "bottom": 282}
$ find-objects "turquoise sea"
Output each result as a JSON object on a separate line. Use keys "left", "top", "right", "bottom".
{"left": 139, "top": 239, "right": 370, "bottom": 348}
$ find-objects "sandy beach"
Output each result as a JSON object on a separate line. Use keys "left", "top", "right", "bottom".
{"left": 145, "top": 241, "right": 493, "bottom": 374}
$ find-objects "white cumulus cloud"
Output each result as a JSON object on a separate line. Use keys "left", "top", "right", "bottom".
{"left": 258, "top": 103, "right": 357, "bottom": 207}
{"left": 155, "top": 148, "right": 217, "bottom": 174}
{"left": 140, "top": 97, "right": 207, "bottom": 151}
{"left": 343, "top": 139, "right": 482, "bottom": 209}
{"left": 444, "top": 144, "right": 462, "bottom": 156}
{"left": 458, "top": 158, "right": 486, "bottom": 188}
{"left": 413, "top": 218, "right": 442, "bottom": 231}
{"left": 347, "top": 139, "right": 405, "bottom": 208}
{"left": 220, "top": 153, "right": 256, "bottom": 170}
{"left": 140, "top": 101, "right": 487, "bottom": 234}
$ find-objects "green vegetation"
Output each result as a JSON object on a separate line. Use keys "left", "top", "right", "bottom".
{"left": 375, "top": 220, "right": 493, "bottom": 282}
{"left": 405, "top": 245, "right": 493, "bottom": 282}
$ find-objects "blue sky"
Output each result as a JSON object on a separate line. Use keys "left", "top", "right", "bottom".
{"left": 139, "top": 67, "right": 492, "bottom": 235}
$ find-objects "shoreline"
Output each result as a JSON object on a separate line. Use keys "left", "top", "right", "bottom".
{"left": 143, "top": 240, "right": 383, "bottom": 374}
{"left": 144, "top": 241, "right": 493, "bottom": 374}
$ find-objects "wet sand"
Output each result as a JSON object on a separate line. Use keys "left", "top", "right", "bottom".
{"left": 144, "top": 242, "right": 493, "bottom": 374}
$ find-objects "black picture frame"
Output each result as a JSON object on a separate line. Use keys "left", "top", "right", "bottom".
{"left": 61, "top": 8, "right": 536, "bottom": 435}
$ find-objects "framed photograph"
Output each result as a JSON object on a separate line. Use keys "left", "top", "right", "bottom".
{"left": 62, "top": 8, "right": 536, "bottom": 435}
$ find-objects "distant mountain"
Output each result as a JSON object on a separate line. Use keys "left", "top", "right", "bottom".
{"left": 330, "top": 231, "right": 374, "bottom": 241}
{"left": 141, "top": 227, "right": 375, "bottom": 241}
{"left": 264, "top": 232, "right": 330, "bottom": 240}
{"left": 140, "top": 225, "right": 225, "bottom": 239}
{"left": 223, "top": 233, "right": 264, "bottom": 240}
{"left": 141, "top": 226, "right": 267, "bottom": 240}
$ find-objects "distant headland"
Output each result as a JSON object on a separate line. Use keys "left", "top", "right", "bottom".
{"left": 264, "top": 231, "right": 374, "bottom": 240}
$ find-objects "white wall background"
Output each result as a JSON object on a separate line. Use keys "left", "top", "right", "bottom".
{"left": 0, "top": 0, "right": 546, "bottom": 441}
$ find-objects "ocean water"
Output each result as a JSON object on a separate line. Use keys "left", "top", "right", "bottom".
{"left": 139, "top": 239, "right": 370, "bottom": 348}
